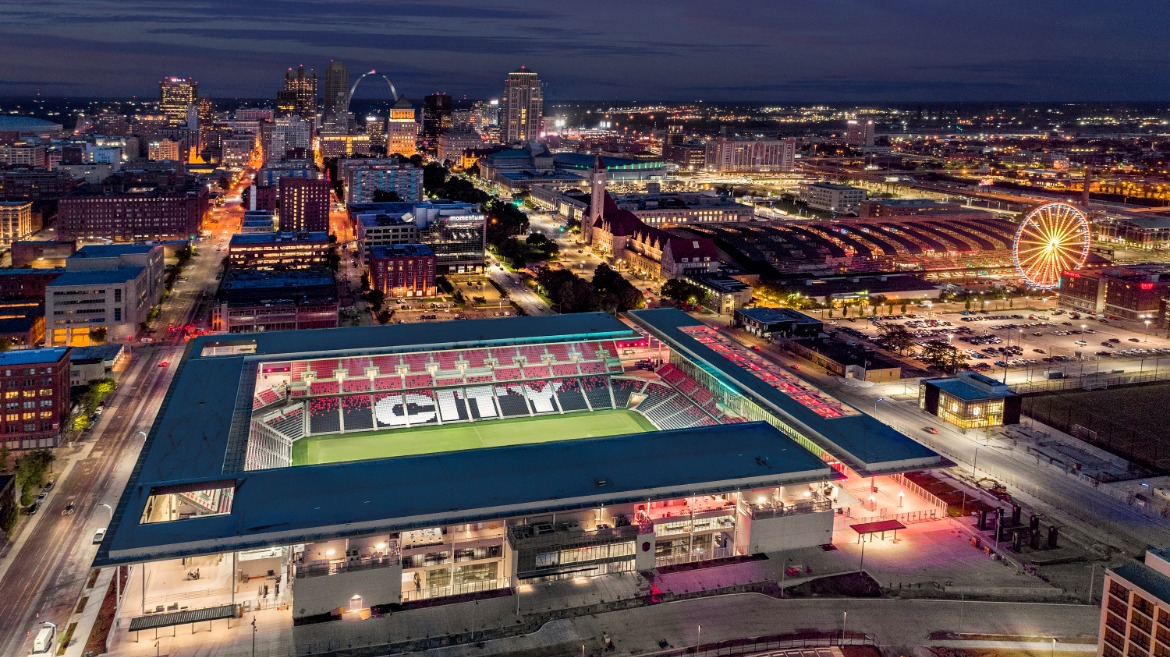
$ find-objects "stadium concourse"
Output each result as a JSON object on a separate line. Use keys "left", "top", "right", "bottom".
{"left": 94, "top": 310, "right": 943, "bottom": 649}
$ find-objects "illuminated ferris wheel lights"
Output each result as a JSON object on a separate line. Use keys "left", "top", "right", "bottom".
{"left": 1012, "top": 203, "right": 1091, "bottom": 289}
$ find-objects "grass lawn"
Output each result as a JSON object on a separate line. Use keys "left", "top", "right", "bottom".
{"left": 293, "top": 409, "right": 655, "bottom": 466}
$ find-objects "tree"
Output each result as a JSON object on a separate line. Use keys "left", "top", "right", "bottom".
{"left": 920, "top": 339, "right": 965, "bottom": 373}
{"left": 0, "top": 442, "right": 9, "bottom": 473}
{"left": 878, "top": 323, "right": 917, "bottom": 355}
{"left": 0, "top": 499, "right": 16, "bottom": 538}
{"left": 324, "top": 249, "right": 341, "bottom": 272}
{"left": 485, "top": 200, "right": 529, "bottom": 248}
{"left": 900, "top": 302, "right": 908, "bottom": 315}
{"left": 367, "top": 289, "right": 385, "bottom": 311}
{"left": 360, "top": 272, "right": 371, "bottom": 291}
{"left": 89, "top": 327, "right": 108, "bottom": 343}
{"left": 661, "top": 278, "right": 708, "bottom": 306}
{"left": 371, "top": 189, "right": 401, "bottom": 202}
{"left": 15, "top": 449, "right": 54, "bottom": 505}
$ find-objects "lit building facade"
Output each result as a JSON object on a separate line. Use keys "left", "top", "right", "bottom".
{"left": 0, "top": 201, "right": 34, "bottom": 249}
{"left": 369, "top": 243, "right": 436, "bottom": 298}
{"left": 0, "top": 348, "right": 71, "bottom": 450}
{"left": 704, "top": 137, "right": 796, "bottom": 173}
{"left": 1099, "top": 548, "right": 1170, "bottom": 657}
{"left": 159, "top": 77, "right": 197, "bottom": 127}
{"left": 276, "top": 66, "right": 318, "bottom": 119}
{"left": 501, "top": 67, "right": 543, "bottom": 143}
{"left": 386, "top": 99, "right": 418, "bottom": 157}
{"left": 228, "top": 231, "right": 331, "bottom": 271}
{"left": 919, "top": 372, "right": 1021, "bottom": 430}
{"left": 278, "top": 178, "right": 331, "bottom": 233}
{"left": 339, "top": 160, "right": 424, "bottom": 203}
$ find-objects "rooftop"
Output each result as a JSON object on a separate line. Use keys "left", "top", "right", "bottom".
{"left": 218, "top": 269, "right": 336, "bottom": 292}
{"left": 807, "top": 182, "right": 864, "bottom": 191}
{"left": 70, "top": 244, "right": 158, "bottom": 259}
{"left": 924, "top": 373, "right": 1018, "bottom": 402}
{"left": 0, "top": 347, "right": 68, "bottom": 366}
{"left": 97, "top": 422, "right": 835, "bottom": 566}
{"left": 737, "top": 307, "right": 823, "bottom": 326}
{"left": 629, "top": 308, "right": 939, "bottom": 474}
{"left": 370, "top": 243, "right": 434, "bottom": 258}
{"left": 47, "top": 267, "right": 146, "bottom": 287}
{"left": 554, "top": 153, "right": 666, "bottom": 171}
{"left": 229, "top": 231, "right": 330, "bottom": 246}
{"left": 1113, "top": 562, "right": 1170, "bottom": 605}
{"left": 69, "top": 343, "right": 126, "bottom": 364}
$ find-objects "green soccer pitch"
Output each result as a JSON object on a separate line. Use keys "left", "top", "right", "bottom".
{"left": 291, "top": 409, "right": 656, "bottom": 466}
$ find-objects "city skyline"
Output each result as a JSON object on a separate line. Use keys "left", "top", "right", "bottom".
{"left": 1, "top": 0, "right": 1167, "bottom": 101}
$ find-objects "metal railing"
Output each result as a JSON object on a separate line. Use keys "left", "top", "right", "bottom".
{"left": 295, "top": 555, "right": 399, "bottom": 579}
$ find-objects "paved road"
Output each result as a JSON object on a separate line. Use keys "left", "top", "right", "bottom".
{"left": 0, "top": 179, "right": 248, "bottom": 654}
{"left": 485, "top": 256, "right": 551, "bottom": 316}
{"left": 0, "top": 345, "right": 179, "bottom": 657}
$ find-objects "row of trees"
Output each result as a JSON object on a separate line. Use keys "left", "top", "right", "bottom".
{"left": 876, "top": 324, "right": 965, "bottom": 373}
{"left": 494, "top": 232, "right": 560, "bottom": 269}
{"left": 660, "top": 279, "right": 709, "bottom": 307}
{"left": 536, "top": 264, "right": 645, "bottom": 314}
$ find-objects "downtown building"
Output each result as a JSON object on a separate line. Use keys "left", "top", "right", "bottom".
{"left": 159, "top": 77, "right": 198, "bottom": 127}
{"left": 1099, "top": 548, "right": 1170, "bottom": 657}
{"left": 350, "top": 201, "right": 485, "bottom": 273}
{"left": 0, "top": 201, "right": 35, "bottom": 249}
{"left": 44, "top": 244, "right": 165, "bottom": 346}
{"left": 436, "top": 131, "right": 484, "bottom": 166}
{"left": 704, "top": 136, "right": 796, "bottom": 173}
{"left": 278, "top": 178, "right": 331, "bottom": 233}
{"left": 386, "top": 99, "right": 419, "bottom": 157}
{"left": 338, "top": 159, "right": 424, "bottom": 204}
{"left": 798, "top": 182, "right": 867, "bottom": 215}
{"left": 212, "top": 268, "right": 339, "bottom": 334}
{"left": 227, "top": 231, "right": 332, "bottom": 271}
{"left": 368, "top": 243, "right": 437, "bottom": 298}
{"left": 422, "top": 93, "right": 453, "bottom": 144}
{"left": 56, "top": 183, "right": 209, "bottom": 241}
{"left": 276, "top": 66, "right": 318, "bottom": 120}
{"left": 0, "top": 348, "right": 72, "bottom": 451}
{"left": 500, "top": 66, "right": 543, "bottom": 143}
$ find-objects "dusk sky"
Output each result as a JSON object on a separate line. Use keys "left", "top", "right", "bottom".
{"left": 2, "top": 0, "right": 1167, "bottom": 102}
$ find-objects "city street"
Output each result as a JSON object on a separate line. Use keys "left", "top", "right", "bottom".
{"left": 0, "top": 177, "right": 248, "bottom": 654}
{"left": 0, "top": 345, "right": 181, "bottom": 657}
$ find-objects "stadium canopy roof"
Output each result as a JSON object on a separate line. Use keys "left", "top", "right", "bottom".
{"left": 628, "top": 308, "right": 941, "bottom": 475}
{"left": 96, "top": 422, "right": 836, "bottom": 567}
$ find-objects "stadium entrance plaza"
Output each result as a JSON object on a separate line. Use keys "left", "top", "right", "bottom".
{"left": 104, "top": 511, "right": 1056, "bottom": 657}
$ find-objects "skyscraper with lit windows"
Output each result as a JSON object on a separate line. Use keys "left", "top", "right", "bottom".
{"left": 159, "top": 77, "right": 197, "bottom": 127}
{"left": 500, "top": 67, "right": 542, "bottom": 143}
{"left": 324, "top": 59, "right": 350, "bottom": 119}
{"left": 276, "top": 66, "right": 318, "bottom": 120}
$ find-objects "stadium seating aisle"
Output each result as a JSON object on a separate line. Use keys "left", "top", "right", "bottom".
{"left": 263, "top": 406, "right": 305, "bottom": 440}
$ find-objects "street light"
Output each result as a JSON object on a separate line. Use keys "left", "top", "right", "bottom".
{"left": 972, "top": 445, "right": 984, "bottom": 477}
{"left": 873, "top": 397, "right": 883, "bottom": 417}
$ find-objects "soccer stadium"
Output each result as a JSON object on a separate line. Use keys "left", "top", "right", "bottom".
{"left": 95, "top": 309, "right": 942, "bottom": 643}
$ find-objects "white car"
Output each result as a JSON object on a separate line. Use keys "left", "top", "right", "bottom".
{"left": 93, "top": 528, "right": 107, "bottom": 545}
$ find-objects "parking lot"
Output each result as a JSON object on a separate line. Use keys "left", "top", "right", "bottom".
{"left": 831, "top": 306, "right": 1170, "bottom": 376}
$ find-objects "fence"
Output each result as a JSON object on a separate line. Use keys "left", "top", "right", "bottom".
{"left": 892, "top": 473, "right": 950, "bottom": 515}
{"left": 1010, "top": 356, "right": 1170, "bottom": 394}
{"left": 1020, "top": 390, "right": 1170, "bottom": 473}
{"left": 636, "top": 630, "right": 879, "bottom": 657}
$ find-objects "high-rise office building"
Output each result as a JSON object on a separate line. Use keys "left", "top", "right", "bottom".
{"left": 278, "top": 177, "right": 331, "bottom": 232}
{"left": 386, "top": 98, "right": 418, "bottom": 157}
{"left": 324, "top": 59, "right": 350, "bottom": 119}
{"left": 159, "top": 77, "right": 198, "bottom": 127}
{"left": 276, "top": 66, "right": 318, "bottom": 119}
{"left": 501, "top": 67, "right": 543, "bottom": 143}
{"left": 422, "top": 93, "right": 453, "bottom": 141}
{"left": 845, "top": 119, "right": 875, "bottom": 147}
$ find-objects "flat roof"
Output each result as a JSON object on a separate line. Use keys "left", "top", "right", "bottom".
{"left": 229, "top": 231, "right": 329, "bottom": 245}
{"left": 0, "top": 348, "right": 68, "bottom": 366}
{"left": 736, "top": 307, "right": 822, "bottom": 325}
{"left": 97, "top": 421, "right": 834, "bottom": 566}
{"left": 629, "top": 308, "right": 940, "bottom": 474}
{"left": 70, "top": 243, "right": 158, "bottom": 259}
{"left": 924, "top": 376, "right": 1017, "bottom": 402}
{"left": 1113, "top": 562, "right": 1170, "bottom": 605}
{"left": 47, "top": 267, "right": 145, "bottom": 287}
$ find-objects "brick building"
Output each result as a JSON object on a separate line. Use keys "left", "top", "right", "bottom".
{"left": 57, "top": 186, "right": 209, "bottom": 241}
{"left": 369, "top": 244, "right": 436, "bottom": 298}
{"left": 0, "top": 348, "right": 71, "bottom": 450}
{"left": 278, "top": 177, "right": 330, "bottom": 232}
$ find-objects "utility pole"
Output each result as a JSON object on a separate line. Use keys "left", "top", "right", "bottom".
{"left": 251, "top": 617, "right": 257, "bottom": 657}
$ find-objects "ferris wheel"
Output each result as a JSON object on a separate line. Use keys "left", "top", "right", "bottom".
{"left": 1012, "top": 202, "right": 1091, "bottom": 289}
